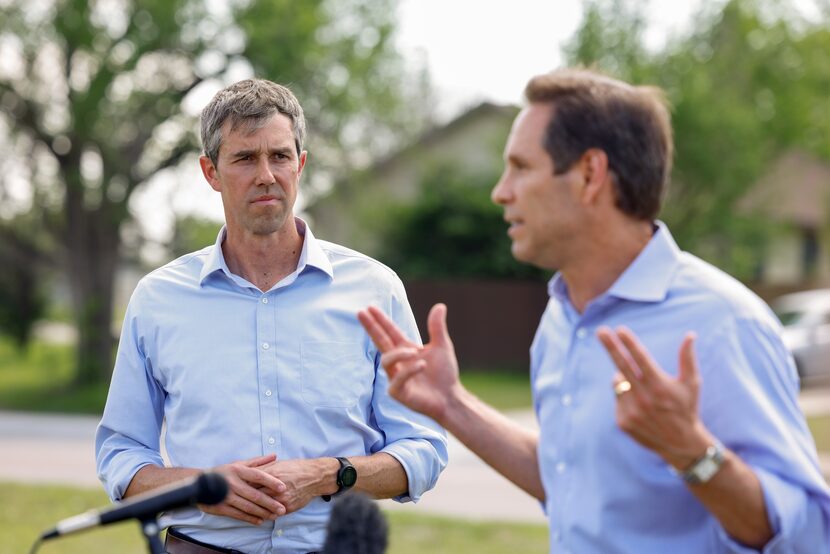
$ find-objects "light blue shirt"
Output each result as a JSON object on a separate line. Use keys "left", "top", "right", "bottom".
{"left": 532, "top": 222, "right": 830, "bottom": 553}
{"left": 96, "top": 220, "right": 447, "bottom": 554}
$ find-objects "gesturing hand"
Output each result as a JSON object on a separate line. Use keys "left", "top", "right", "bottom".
{"left": 203, "top": 454, "right": 287, "bottom": 525}
{"left": 596, "top": 326, "right": 714, "bottom": 470}
{"left": 357, "top": 303, "right": 462, "bottom": 423}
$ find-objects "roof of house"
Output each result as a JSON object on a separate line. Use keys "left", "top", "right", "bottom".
{"left": 740, "top": 149, "right": 830, "bottom": 228}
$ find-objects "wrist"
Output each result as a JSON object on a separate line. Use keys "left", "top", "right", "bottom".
{"left": 316, "top": 457, "right": 340, "bottom": 497}
{"left": 661, "top": 422, "right": 714, "bottom": 471}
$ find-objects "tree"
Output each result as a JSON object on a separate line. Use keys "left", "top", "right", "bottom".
{"left": 564, "top": 0, "right": 830, "bottom": 279}
{"left": 0, "top": 0, "right": 431, "bottom": 384}
{"left": 379, "top": 164, "right": 548, "bottom": 281}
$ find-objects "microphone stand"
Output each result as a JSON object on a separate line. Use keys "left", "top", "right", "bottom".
{"left": 138, "top": 516, "right": 166, "bottom": 554}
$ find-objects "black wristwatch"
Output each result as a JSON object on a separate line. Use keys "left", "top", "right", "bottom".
{"left": 322, "top": 457, "right": 357, "bottom": 502}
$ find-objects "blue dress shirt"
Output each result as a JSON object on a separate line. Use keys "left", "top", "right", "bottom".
{"left": 532, "top": 222, "right": 830, "bottom": 553}
{"left": 96, "top": 220, "right": 447, "bottom": 554}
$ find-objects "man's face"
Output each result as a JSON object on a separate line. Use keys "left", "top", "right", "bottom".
{"left": 200, "top": 113, "right": 306, "bottom": 237}
{"left": 491, "top": 103, "right": 584, "bottom": 271}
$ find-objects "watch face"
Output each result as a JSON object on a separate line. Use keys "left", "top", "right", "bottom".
{"left": 341, "top": 466, "right": 357, "bottom": 488}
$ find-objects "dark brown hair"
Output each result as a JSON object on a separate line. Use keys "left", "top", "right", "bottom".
{"left": 525, "top": 68, "right": 673, "bottom": 220}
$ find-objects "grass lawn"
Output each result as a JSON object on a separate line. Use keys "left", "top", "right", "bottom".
{"left": 0, "top": 336, "right": 533, "bottom": 414}
{"left": 0, "top": 482, "right": 548, "bottom": 554}
{"left": 808, "top": 414, "right": 830, "bottom": 453}
{"left": 0, "top": 338, "right": 108, "bottom": 414}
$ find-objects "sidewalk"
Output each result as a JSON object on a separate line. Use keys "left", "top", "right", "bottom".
{"left": 1, "top": 387, "right": 828, "bottom": 524}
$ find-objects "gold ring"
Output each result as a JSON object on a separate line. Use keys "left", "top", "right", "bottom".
{"left": 614, "top": 380, "right": 632, "bottom": 396}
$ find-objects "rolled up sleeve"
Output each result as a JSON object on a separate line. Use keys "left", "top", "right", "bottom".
{"left": 95, "top": 288, "right": 166, "bottom": 501}
{"left": 370, "top": 280, "right": 448, "bottom": 502}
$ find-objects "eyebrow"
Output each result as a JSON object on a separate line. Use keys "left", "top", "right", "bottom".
{"left": 229, "top": 146, "right": 294, "bottom": 159}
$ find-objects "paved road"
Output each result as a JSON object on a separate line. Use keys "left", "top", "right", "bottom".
{"left": 1, "top": 387, "right": 828, "bottom": 524}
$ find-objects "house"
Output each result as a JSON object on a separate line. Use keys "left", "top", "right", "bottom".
{"left": 307, "top": 102, "right": 519, "bottom": 257}
{"left": 740, "top": 149, "right": 830, "bottom": 290}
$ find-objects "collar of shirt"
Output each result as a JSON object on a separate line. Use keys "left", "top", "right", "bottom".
{"left": 547, "top": 220, "right": 682, "bottom": 309}
{"left": 198, "top": 217, "right": 334, "bottom": 288}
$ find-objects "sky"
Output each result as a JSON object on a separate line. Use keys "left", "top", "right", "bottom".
{"left": 394, "top": 0, "right": 709, "bottom": 121}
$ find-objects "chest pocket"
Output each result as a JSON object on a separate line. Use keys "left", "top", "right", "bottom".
{"left": 301, "top": 341, "right": 373, "bottom": 408}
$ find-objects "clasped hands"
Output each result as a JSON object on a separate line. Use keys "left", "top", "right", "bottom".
{"left": 203, "top": 455, "right": 336, "bottom": 525}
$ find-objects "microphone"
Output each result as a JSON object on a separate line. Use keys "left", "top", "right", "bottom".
{"left": 41, "top": 472, "right": 228, "bottom": 540}
{"left": 322, "top": 493, "right": 388, "bottom": 554}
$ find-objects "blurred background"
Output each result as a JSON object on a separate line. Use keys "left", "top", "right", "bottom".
{"left": 0, "top": 0, "right": 829, "bottom": 552}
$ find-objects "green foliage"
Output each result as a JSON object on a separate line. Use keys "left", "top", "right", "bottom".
{"left": 0, "top": 0, "right": 430, "bottom": 383}
{"left": 379, "top": 165, "right": 547, "bottom": 280}
{"left": 565, "top": 0, "right": 830, "bottom": 279}
{"left": 0, "top": 336, "right": 107, "bottom": 414}
{"left": 0, "top": 482, "right": 549, "bottom": 554}
{"left": 169, "top": 215, "right": 223, "bottom": 259}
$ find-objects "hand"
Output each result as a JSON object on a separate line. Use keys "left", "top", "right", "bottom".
{"left": 358, "top": 303, "right": 463, "bottom": 423}
{"left": 202, "top": 454, "right": 287, "bottom": 525}
{"left": 259, "top": 458, "right": 337, "bottom": 515}
{"left": 596, "top": 326, "right": 714, "bottom": 469}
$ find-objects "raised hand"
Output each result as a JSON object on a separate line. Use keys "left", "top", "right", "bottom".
{"left": 596, "top": 326, "right": 714, "bottom": 470}
{"left": 204, "top": 454, "right": 288, "bottom": 525}
{"left": 357, "top": 303, "right": 463, "bottom": 423}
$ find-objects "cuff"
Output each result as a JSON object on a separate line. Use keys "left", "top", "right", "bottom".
{"left": 380, "top": 438, "right": 448, "bottom": 503}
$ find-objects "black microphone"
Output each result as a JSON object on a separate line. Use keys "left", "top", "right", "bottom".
{"left": 41, "top": 472, "right": 228, "bottom": 540}
{"left": 322, "top": 493, "right": 388, "bottom": 554}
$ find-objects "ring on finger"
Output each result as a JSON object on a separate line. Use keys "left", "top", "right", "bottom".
{"left": 614, "top": 380, "right": 632, "bottom": 396}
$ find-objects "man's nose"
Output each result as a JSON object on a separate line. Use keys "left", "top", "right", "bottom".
{"left": 255, "top": 157, "right": 276, "bottom": 186}
{"left": 491, "top": 172, "right": 512, "bottom": 205}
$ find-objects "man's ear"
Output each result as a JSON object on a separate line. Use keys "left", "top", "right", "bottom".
{"left": 199, "top": 155, "right": 221, "bottom": 192}
{"left": 297, "top": 151, "right": 307, "bottom": 179}
{"left": 579, "top": 148, "right": 612, "bottom": 204}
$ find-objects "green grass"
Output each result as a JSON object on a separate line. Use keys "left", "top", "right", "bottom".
{"left": 0, "top": 338, "right": 108, "bottom": 414}
{"left": 460, "top": 369, "right": 532, "bottom": 411}
{"left": 0, "top": 482, "right": 548, "bottom": 554}
{"left": 0, "top": 335, "right": 534, "bottom": 415}
{"left": 808, "top": 415, "right": 830, "bottom": 452}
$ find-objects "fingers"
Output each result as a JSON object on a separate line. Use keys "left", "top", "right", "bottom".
{"left": 235, "top": 465, "right": 286, "bottom": 496}
{"left": 243, "top": 454, "right": 277, "bottom": 467}
{"left": 358, "top": 306, "right": 414, "bottom": 352}
{"left": 615, "top": 327, "right": 661, "bottom": 382}
{"left": 677, "top": 332, "right": 699, "bottom": 387}
{"left": 596, "top": 326, "right": 643, "bottom": 387}
{"left": 427, "top": 303, "right": 452, "bottom": 347}
{"left": 387, "top": 359, "right": 427, "bottom": 399}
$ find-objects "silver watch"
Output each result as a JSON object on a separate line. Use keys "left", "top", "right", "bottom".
{"left": 675, "top": 442, "right": 725, "bottom": 485}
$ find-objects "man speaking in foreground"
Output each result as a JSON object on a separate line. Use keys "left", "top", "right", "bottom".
{"left": 359, "top": 69, "right": 830, "bottom": 552}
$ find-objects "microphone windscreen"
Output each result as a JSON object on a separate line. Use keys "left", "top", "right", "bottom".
{"left": 196, "top": 473, "right": 229, "bottom": 506}
{"left": 322, "top": 493, "right": 388, "bottom": 554}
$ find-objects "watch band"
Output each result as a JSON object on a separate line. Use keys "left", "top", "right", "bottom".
{"left": 675, "top": 442, "right": 725, "bottom": 485}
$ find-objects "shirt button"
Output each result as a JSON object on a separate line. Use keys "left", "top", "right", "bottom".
{"left": 576, "top": 328, "right": 587, "bottom": 339}
{"left": 275, "top": 529, "right": 283, "bottom": 537}
{"left": 261, "top": 297, "right": 269, "bottom": 304}
{"left": 561, "top": 394, "right": 572, "bottom": 406}
{"left": 265, "top": 390, "right": 272, "bottom": 397}
{"left": 556, "top": 462, "right": 567, "bottom": 473}
{"left": 268, "top": 437, "right": 275, "bottom": 445}
{"left": 262, "top": 342, "right": 270, "bottom": 350}
{"left": 553, "top": 530, "right": 562, "bottom": 542}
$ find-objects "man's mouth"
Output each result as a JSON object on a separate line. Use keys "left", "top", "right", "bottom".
{"left": 251, "top": 195, "right": 280, "bottom": 205}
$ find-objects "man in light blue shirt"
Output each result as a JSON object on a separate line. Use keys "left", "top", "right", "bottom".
{"left": 359, "top": 68, "right": 830, "bottom": 552}
{"left": 96, "top": 79, "right": 447, "bottom": 554}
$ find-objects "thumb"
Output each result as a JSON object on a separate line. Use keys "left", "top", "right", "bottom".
{"left": 678, "top": 332, "right": 699, "bottom": 389}
{"left": 427, "top": 303, "right": 452, "bottom": 348}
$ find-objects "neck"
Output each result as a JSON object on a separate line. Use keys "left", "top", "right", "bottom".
{"left": 561, "top": 218, "right": 654, "bottom": 313}
{"left": 222, "top": 219, "right": 304, "bottom": 292}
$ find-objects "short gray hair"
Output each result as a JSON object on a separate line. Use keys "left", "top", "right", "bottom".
{"left": 200, "top": 79, "right": 307, "bottom": 165}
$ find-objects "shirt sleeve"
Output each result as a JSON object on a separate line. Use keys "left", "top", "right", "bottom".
{"left": 369, "top": 278, "right": 448, "bottom": 503}
{"left": 95, "top": 285, "right": 167, "bottom": 501}
{"left": 697, "top": 317, "right": 830, "bottom": 552}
